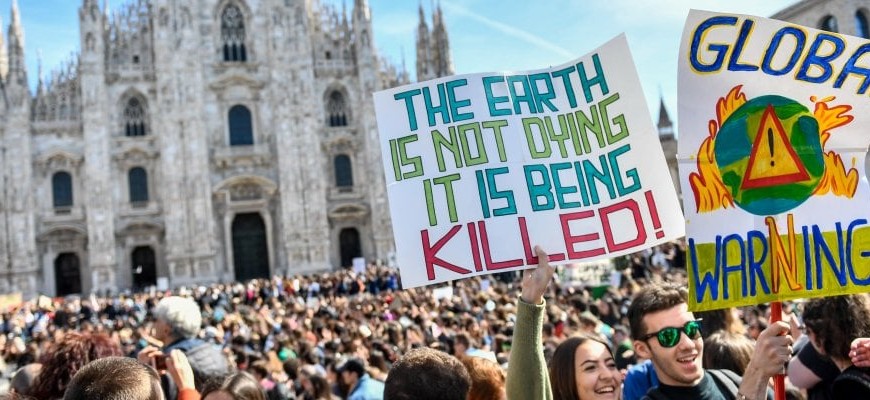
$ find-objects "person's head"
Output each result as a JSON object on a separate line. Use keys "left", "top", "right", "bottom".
{"left": 459, "top": 356, "right": 506, "bottom": 400}
{"left": 628, "top": 282, "right": 703, "bottom": 387}
{"left": 453, "top": 333, "right": 472, "bottom": 356}
{"left": 10, "top": 363, "right": 41, "bottom": 396}
{"left": 30, "top": 331, "right": 123, "bottom": 399}
{"left": 803, "top": 294, "right": 870, "bottom": 367}
{"left": 63, "top": 357, "right": 163, "bottom": 400}
{"left": 202, "top": 372, "right": 267, "bottom": 400}
{"left": 548, "top": 334, "right": 621, "bottom": 400}
{"left": 282, "top": 358, "right": 299, "bottom": 381}
{"left": 308, "top": 374, "right": 333, "bottom": 400}
{"left": 248, "top": 360, "right": 269, "bottom": 382}
{"left": 746, "top": 319, "right": 767, "bottom": 341}
{"left": 694, "top": 307, "right": 745, "bottom": 337}
{"left": 384, "top": 347, "right": 471, "bottom": 400}
{"left": 612, "top": 325, "right": 629, "bottom": 344}
{"left": 152, "top": 296, "right": 202, "bottom": 342}
{"left": 336, "top": 357, "right": 367, "bottom": 389}
{"left": 702, "top": 331, "right": 754, "bottom": 375}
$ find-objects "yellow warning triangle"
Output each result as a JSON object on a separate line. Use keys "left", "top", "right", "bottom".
{"left": 741, "top": 104, "right": 810, "bottom": 189}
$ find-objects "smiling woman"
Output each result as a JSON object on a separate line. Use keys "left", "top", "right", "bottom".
{"left": 506, "top": 246, "right": 622, "bottom": 400}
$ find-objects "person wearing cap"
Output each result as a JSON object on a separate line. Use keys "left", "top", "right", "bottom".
{"left": 337, "top": 357, "right": 384, "bottom": 400}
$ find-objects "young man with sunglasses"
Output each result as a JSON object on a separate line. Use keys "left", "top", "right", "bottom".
{"left": 628, "top": 282, "right": 792, "bottom": 400}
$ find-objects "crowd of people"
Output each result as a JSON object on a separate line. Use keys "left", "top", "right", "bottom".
{"left": 0, "top": 240, "right": 868, "bottom": 400}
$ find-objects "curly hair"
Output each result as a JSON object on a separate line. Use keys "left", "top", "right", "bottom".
{"left": 28, "top": 331, "right": 123, "bottom": 399}
{"left": 384, "top": 347, "right": 471, "bottom": 400}
{"left": 803, "top": 294, "right": 870, "bottom": 362}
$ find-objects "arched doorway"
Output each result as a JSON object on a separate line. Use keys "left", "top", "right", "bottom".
{"left": 232, "top": 213, "right": 269, "bottom": 281}
{"left": 339, "top": 228, "right": 362, "bottom": 268}
{"left": 131, "top": 246, "right": 157, "bottom": 290}
{"left": 55, "top": 253, "right": 82, "bottom": 296}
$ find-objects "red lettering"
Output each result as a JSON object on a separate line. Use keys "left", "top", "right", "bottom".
{"left": 519, "top": 217, "right": 566, "bottom": 265}
{"left": 467, "top": 222, "right": 483, "bottom": 272}
{"left": 478, "top": 221, "right": 523, "bottom": 270}
{"left": 421, "top": 226, "right": 471, "bottom": 280}
{"left": 599, "top": 199, "right": 646, "bottom": 252}
{"left": 560, "top": 211, "right": 605, "bottom": 259}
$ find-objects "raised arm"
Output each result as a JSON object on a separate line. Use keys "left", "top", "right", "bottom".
{"left": 506, "top": 246, "right": 555, "bottom": 400}
{"left": 738, "top": 321, "right": 793, "bottom": 400}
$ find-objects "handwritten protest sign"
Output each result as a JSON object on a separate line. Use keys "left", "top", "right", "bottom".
{"left": 679, "top": 10, "right": 870, "bottom": 311}
{"left": 374, "top": 35, "right": 683, "bottom": 289}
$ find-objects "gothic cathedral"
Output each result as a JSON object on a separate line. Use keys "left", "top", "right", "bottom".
{"left": 0, "top": 0, "right": 454, "bottom": 297}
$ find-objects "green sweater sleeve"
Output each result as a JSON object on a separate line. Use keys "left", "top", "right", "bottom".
{"left": 506, "top": 298, "right": 552, "bottom": 400}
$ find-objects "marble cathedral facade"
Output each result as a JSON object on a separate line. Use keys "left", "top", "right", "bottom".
{"left": 0, "top": 0, "right": 454, "bottom": 297}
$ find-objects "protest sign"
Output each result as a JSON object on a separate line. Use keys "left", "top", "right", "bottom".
{"left": 374, "top": 35, "right": 684, "bottom": 288}
{"left": 679, "top": 10, "right": 870, "bottom": 311}
{"left": 0, "top": 292, "right": 22, "bottom": 312}
{"left": 560, "top": 259, "right": 615, "bottom": 289}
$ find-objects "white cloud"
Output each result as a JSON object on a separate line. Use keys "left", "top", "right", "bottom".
{"left": 440, "top": 0, "right": 574, "bottom": 59}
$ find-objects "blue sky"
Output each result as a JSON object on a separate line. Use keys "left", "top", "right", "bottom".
{"left": 1, "top": 0, "right": 798, "bottom": 128}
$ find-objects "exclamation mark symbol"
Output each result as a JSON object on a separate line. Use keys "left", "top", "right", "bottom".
{"left": 644, "top": 190, "right": 664, "bottom": 239}
{"left": 768, "top": 128, "right": 775, "bottom": 167}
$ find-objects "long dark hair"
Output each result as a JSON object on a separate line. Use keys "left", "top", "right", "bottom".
{"left": 548, "top": 334, "right": 614, "bottom": 400}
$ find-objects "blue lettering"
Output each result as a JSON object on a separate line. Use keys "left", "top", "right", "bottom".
{"left": 796, "top": 33, "right": 845, "bottom": 84}
{"left": 689, "top": 16, "right": 738, "bottom": 72}
{"left": 834, "top": 43, "right": 870, "bottom": 94}
{"left": 762, "top": 27, "right": 805, "bottom": 76}
{"left": 747, "top": 230, "right": 771, "bottom": 296}
{"left": 727, "top": 19, "right": 759, "bottom": 72}
{"left": 721, "top": 234, "right": 748, "bottom": 299}
{"left": 483, "top": 76, "right": 511, "bottom": 117}
{"left": 691, "top": 237, "right": 722, "bottom": 303}
{"left": 524, "top": 165, "right": 554, "bottom": 211}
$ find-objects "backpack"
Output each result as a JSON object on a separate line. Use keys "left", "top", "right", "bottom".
{"left": 641, "top": 369, "right": 741, "bottom": 400}
{"left": 831, "top": 366, "right": 870, "bottom": 399}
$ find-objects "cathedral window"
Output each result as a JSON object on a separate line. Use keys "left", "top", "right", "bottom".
{"left": 857, "top": 11, "right": 870, "bottom": 38}
{"left": 128, "top": 167, "right": 149, "bottom": 205}
{"left": 334, "top": 154, "right": 353, "bottom": 189}
{"left": 229, "top": 105, "right": 254, "bottom": 146}
{"left": 52, "top": 172, "right": 74, "bottom": 209}
{"left": 820, "top": 15, "right": 839, "bottom": 32}
{"left": 326, "top": 91, "right": 348, "bottom": 127}
{"left": 124, "top": 97, "right": 147, "bottom": 137}
{"left": 221, "top": 4, "right": 248, "bottom": 62}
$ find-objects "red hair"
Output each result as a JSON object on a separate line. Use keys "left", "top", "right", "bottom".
{"left": 29, "top": 331, "right": 123, "bottom": 399}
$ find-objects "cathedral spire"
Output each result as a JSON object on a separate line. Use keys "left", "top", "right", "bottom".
{"left": 0, "top": 15, "right": 8, "bottom": 82}
{"left": 657, "top": 95, "right": 674, "bottom": 137}
{"left": 416, "top": 2, "right": 431, "bottom": 81}
{"left": 7, "top": 0, "right": 27, "bottom": 87}
{"left": 430, "top": 0, "right": 453, "bottom": 78}
{"left": 35, "top": 49, "right": 43, "bottom": 95}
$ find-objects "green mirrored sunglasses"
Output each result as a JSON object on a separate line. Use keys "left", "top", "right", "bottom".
{"left": 641, "top": 319, "right": 703, "bottom": 348}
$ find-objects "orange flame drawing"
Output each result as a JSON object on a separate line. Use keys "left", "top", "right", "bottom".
{"left": 688, "top": 87, "right": 858, "bottom": 213}
{"left": 811, "top": 95, "right": 858, "bottom": 197}
{"left": 688, "top": 85, "right": 745, "bottom": 212}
